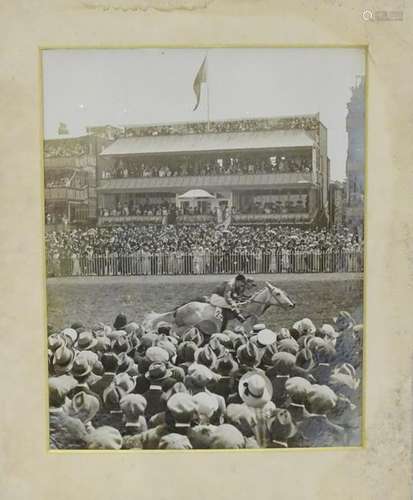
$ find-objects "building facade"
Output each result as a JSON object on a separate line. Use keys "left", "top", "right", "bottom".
{"left": 96, "top": 114, "right": 329, "bottom": 226}
{"left": 345, "top": 76, "right": 365, "bottom": 235}
{"left": 44, "top": 134, "right": 109, "bottom": 230}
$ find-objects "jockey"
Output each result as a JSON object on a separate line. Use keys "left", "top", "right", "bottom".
{"left": 214, "top": 273, "right": 249, "bottom": 323}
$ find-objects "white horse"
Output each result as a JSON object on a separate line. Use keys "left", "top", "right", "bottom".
{"left": 142, "top": 281, "right": 295, "bottom": 335}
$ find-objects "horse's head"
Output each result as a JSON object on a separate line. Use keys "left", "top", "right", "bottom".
{"left": 264, "top": 281, "right": 295, "bottom": 309}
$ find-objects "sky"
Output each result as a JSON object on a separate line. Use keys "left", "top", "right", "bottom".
{"left": 42, "top": 48, "right": 365, "bottom": 180}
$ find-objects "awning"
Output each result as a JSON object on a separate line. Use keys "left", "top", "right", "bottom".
{"left": 178, "top": 189, "right": 216, "bottom": 199}
{"left": 100, "top": 129, "right": 314, "bottom": 157}
{"left": 97, "top": 172, "right": 313, "bottom": 193}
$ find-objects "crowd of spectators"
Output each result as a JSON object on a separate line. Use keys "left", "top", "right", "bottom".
{"left": 102, "top": 154, "right": 312, "bottom": 180}
{"left": 44, "top": 142, "right": 90, "bottom": 158}
{"left": 46, "top": 224, "right": 362, "bottom": 259}
{"left": 124, "top": 115, "right": 320, "bottom": 138}
{"left": 48, "top": 310, "right": 362, "bottom": 449}
{"left": 46, "top": 225, "right": 363, "bottom": 277}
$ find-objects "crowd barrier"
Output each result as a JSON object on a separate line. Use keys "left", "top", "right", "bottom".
{"left": 47, "top": 249, "right": 363, "bottom": 277}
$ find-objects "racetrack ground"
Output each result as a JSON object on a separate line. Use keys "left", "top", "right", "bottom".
{"left": 47, "top": 273, "right": 363, "bottom": 332}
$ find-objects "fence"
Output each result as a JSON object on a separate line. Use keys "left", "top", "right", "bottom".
{"left": 47, "top": 249, "right": 363, "bottom": 277}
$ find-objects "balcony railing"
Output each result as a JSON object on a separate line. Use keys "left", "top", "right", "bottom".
{"left": 45, "top": 186, "right": 89, "bottom": 202}
{"left": 97, "top": 212, "right": 312, "bottom": 225}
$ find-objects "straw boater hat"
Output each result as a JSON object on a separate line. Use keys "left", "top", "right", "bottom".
{"left": 256, "top": 329, "right": 277, "bottom": 347}
{"left": 252, "top": 323, "right": 266, "bottom": 334}
{"left": 238, "top": 372, "right": 273, "bottom": 408}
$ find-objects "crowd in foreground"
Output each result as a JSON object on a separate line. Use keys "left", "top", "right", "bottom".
{"left": 49, "top": 310, "right": 362, "bottom": 450}
{"left": 46, "top": 224, "right": 362, "bottom": 260}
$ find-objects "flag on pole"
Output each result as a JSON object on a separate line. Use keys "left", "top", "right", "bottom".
{"left": 193, "top": 56, "right": 207, "bottom": 111}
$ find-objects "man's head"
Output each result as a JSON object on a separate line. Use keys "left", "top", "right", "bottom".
{"left": 234, "top": 273, "right": 247, "bottom": 292}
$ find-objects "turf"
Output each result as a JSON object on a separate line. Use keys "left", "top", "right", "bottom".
{"left": 47, "top": 273, "right": 363, "bottom": 332}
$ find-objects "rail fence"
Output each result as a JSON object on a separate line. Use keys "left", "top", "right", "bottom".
{"left": 47, "top": 249, "right": 363, "bottom": 277}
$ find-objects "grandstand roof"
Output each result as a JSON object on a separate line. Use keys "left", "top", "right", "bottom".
{"left": 100, "top": 130, "right": 314, "bottom": 157}
{"left": 97, "top": 172, "right": 313, "bottom": 193}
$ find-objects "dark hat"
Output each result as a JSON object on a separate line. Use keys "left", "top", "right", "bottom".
{"left": 71, "top": 321, "right": 85, "bottom": 333}
{"left": 177, "top": 341, "right": 197, "bottom": 363}
{"left": 215, "top": 354, "right": 238, "bottom": 375}
{"left": 111, "top": 336, "right": 131, "bottom": 354}
{"left": 157, "top": 321, "right": 173, "bottom": 335}
{"left": 113, "top": 313, "right": 127, "bottom": 330}
{"left": 268, "top": 409, "right": 297, "bottom": 441}
{"left": 237, "top": 341, "right": 260, "bottom": 367}
{"left": 101, "top": 352, "right": 120, "bottom": 373}
{"left": 260, "top": 343, "right": 278, "bottom": 368}
{"left": 145, "top": 362, "right": 172, "bottom": 383}
{"left": 117, "top": 352, "right": 135, "bottom": 373}
{"left": 76, "top": 331, "right": 98, "bottom": 351}
{"left": 195, "top": 345, "right": 217, "bottom": 368}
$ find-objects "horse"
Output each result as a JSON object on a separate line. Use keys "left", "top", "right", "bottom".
{"left": 142, "top": 281, "right": 295, "bottom": 335}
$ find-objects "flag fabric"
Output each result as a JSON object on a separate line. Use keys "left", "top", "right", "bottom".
{"left": 193, "top": 56, "right": 207, "bottom": 111}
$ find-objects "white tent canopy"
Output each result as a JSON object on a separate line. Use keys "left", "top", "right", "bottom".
{"left": 177, "top": 189, "right": 216, "bottom": 200}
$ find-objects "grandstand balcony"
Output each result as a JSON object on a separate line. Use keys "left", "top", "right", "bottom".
{"left": 45, "top": 185, "right": 89, "bottom": 202}
{"left": 97, "top": 172, "right": 314, "bottom": 193}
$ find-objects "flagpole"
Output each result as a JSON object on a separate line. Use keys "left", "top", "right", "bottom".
{"left": 206, "top": 51, "right": 210, "bottom": 131}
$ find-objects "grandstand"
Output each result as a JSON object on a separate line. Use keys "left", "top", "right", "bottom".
{"left": 96, "top": 114, "right": 330, "bottom": 227}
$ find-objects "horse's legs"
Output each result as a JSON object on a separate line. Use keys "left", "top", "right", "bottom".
{"left": 221, "top": 309, "right": 233, "bottom": 332}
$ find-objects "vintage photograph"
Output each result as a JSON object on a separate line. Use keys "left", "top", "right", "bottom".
{"left": 44, "top": 48, "right": 365, "bottom": 451}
